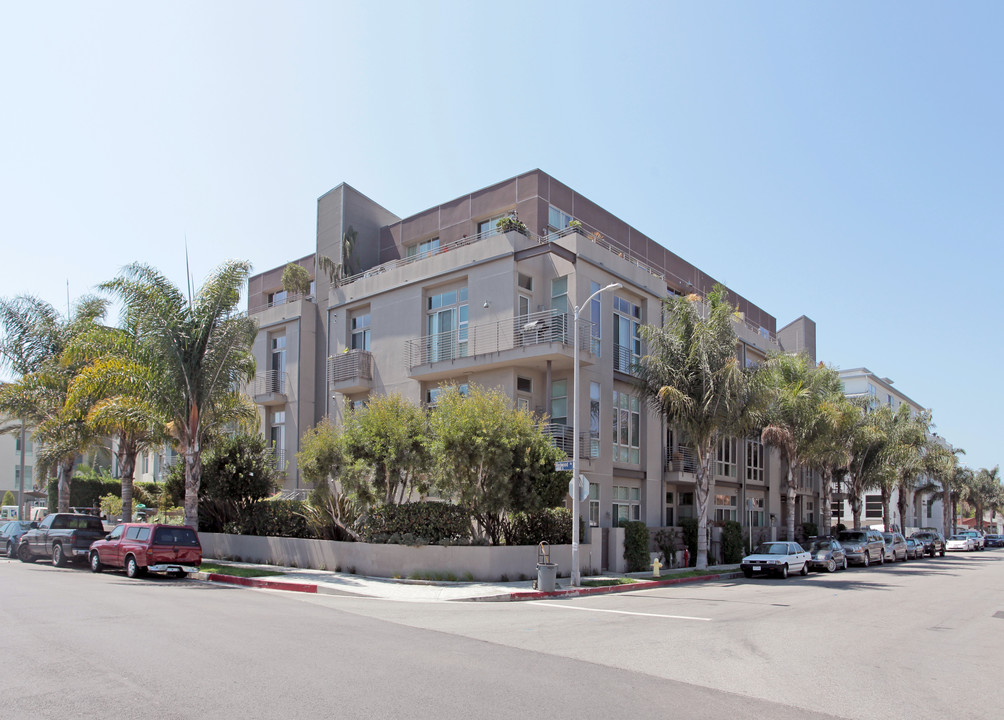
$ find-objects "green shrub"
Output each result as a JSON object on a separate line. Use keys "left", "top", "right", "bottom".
{"left": 680, "top": 518, "right": 699, "bottom": 567}
{"left": 360, "top": 501, "right": 471, "bottom": 544}
{"left": 654, "top": 529, "right": 679, "bottom": 564}
{"left": 504, "top": 507, "right": 573, "bottom": 545}
{"left": 49, "top": 475, "right": 121, "bottom": 510}
{"left": 620, "top": 519, "right": 650, "bottom": 572}
{"left": 223, "top": 500, "right": 313, "bottom": 538}
{"left": 802, "top": 522, "right": 819, "bottom": 539}
{"left": 722, "top": 520, "right": 744, "bottom": 564}
{"left": 2, "top": 490, "right": 15, "bottom": 507}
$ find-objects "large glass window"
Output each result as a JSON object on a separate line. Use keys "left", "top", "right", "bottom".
{"left": 749, "top": 497, "right": 766, "bottom": 527}
{"left": 477, "top": 215, "right": 505, "bottom": 237}
{"left": 588, "top": 381, "right": 601, "bottom": 459}
{"left": 613, "top": 485, "right": 641, "bottom": 523}
{"left": 716, "top": 437, "right": 737, "bottom": 478}
{"left": 715, "top": 493, "right": 737, "bottom": 523}
{"left": 612, "top": 390, "right": 641, "bottom": 464}
{"left": 551, "top": 276, "right": 569, "bottom": 342}
{"left": 613, "top": 296, "right": 641, "bottom": 374}
{"left": 426, "top": 287, "right": 468, "bottom": 361}
{"left": 426, "top": 383, "right": 469, "bottom": 407}
{"left": 746, "top": 439, "right": 764, "bottom": 482}
{"left": 269, "top": 335, "right": 285, "bottom": 392}
{"left": 550, "top": 380, "right": 567, "bottom": 426}
{"left": 589, "top": 484, "right": 600, "bottom": 527}
{"left": 678, "top": 491, "right": 695, "bottom": 520}
{"left": 865, "top": 494, "right": 882, "bottom": 519}
{"left": 350, "top": 312, "right": 371, "bottom": 351}
{"left": 548, "top": 205, "right": 573, "bottom": 231}
{"left": 406, "top": 237, "right": 440, "bottom": 258}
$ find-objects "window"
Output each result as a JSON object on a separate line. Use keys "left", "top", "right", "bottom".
{"left": 141, "top": 452, "right": 149, "bottom": 475}
{"left": 517, "top": 273, "right": 533, "bottom": 291}
{"left": 15, "top": 434, "right": 32, "bottom": 454}
{"left": 865, "top": 494, "right": 882, "bottom": 519}
{"left": 805, "top": 501, "right": 815, "bottom": 525}
{"left": 477, "top": 215, "right": 505, "bottom": 237}
{"left": 270, "top": 411, "right": 286, "bottom": 470}
{"left": 551, "top": 276, "right": 569, "bottom": 342}
{"left": 590, "top": 281, "right": 602, "bottom": 356}
{"left": 350, "top": 312, "right": 371, "bottom": 351}
{"left": 350, "top": 399, "right": 368, "bottom": 411}
{"left": 612, "top": 390, "right": 640, "bottom": 463}
{"left": 715, "top": 494, "right": 737, "bottom": 523}
{"left": 267, "top": 290, "right": 287, "bottom": 307}
{"left": 426, "top": 286, "right": 468, "bottom": 361}
{"left": 270, "top": 334, "right": 286, "bottom": 391}
{"left": 550, "top": 380, "right": 567, "bottom": 426}
{"left": 716, "top": 437, "right": 737, "bottom": 478}
{"left": 13, "top": 466, "right": 33, "bottom": 487}
{"left": 426, "top": 384, "right": 469, "bottom": 406}
{"left": 678, "top": 492, "right": 695, "bottom": 520}
{"left": 518, "top": 293, "right": 531, "bottom": 322}
{"left": 589, "top": 484, "right": 600, "bottom": 527}
{"left": 749, "top": 497, "right": 766, "bottom": 527}
{"left": 665, "top": 491, "right": 674, "bottom": 527}
{"left": 548, "top": 205, "right": 573, "bottom": 232}
{"left": 613, "top": 296, "right": 641, "bottom": 374}
{"left": 588, "top": 382, "right": 601, "bottom": 458}
{"left": 516, "top": 376, "right": 533, "bottom": 393}
{"left": 613, "top": 485, "right": 641, "bottom": 523}
{"left": 831, "top": 500, "right": 844, "bottom": 522}
{"left": 406, "top": 237, "right": 440, "bottom": 258}
{"left": 746, "top": 439, "right": 764, "bottom": 482}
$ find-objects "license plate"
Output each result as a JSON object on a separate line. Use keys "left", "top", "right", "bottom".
{"left": 751, "top": 566, "right": 761, "bottom": 571}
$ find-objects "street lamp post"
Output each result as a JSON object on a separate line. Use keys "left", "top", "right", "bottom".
{"left": 571, "top": 282, "right": 621, "bottom": 586}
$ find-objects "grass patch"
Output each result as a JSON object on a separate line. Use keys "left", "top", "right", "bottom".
{"left": 581, "top": 578, "right": 639, "bottom": 587}
{"left": 646, "top": 568, "right": 738, "bottom": 581}
{"left": 200, "top": 563, "right": 284, "bottom": 578}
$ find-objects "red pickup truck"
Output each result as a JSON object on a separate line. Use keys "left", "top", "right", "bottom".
{"left": 88, "top": 523, "right": 202, "bottom": 578}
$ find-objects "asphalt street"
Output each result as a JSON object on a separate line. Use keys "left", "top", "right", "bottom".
{"left": 2, "top": 549, "right": 1001, "bottom": 719}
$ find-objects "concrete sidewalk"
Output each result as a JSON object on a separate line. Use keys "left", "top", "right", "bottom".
{"left": 192, "top": 560, "right": 743, "bottom": 602}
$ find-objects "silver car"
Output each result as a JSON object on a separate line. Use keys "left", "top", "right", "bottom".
{"left": 836, "top": 529, "right": 886, "bottom": 566}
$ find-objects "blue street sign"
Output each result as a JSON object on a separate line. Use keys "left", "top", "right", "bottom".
{"left": 554, "top": 460, "right": 573, "bottom": 472}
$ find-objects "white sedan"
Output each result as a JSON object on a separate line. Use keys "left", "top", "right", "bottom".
{"left": 946, "top": 534, "right": 975, "bottom": 552}
{"left": 740, "top": 541, "right": 811, "bottom": 579}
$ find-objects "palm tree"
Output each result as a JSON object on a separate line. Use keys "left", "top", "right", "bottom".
{"left": 845, "top": 402, "right": 891, "bottom": 529}
{"left": 760, "top": 355, "right": 844, "bottom": 542}
{"left": 64, "top": 321, "right": 167, "bottom": 522}
{"left": 951, "top": 465, "right": 974, "bottom": 533}
{"left": 885, "top": 408, "right": 931, "bottom": 532}
{"left": 0, "top": 295, "right": 108, "bottom": 512}
{"left": 101, "top": 261, "right": 258, "bottom": 529}
{"left": 921, "top": 441, "right": 962, "bottom": 537}
{"left": 803, "top": 393, "right": 858, "bottom": 535}
{"left": 635, "top": 286, "right": 765, "bottom": 570}
{"left": 970, "top": 467, "right": 1001, "bottom": 532}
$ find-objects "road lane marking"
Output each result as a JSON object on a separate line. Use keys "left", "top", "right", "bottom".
{"left": 527, "top": 601, "right": 711, "bottom": 621}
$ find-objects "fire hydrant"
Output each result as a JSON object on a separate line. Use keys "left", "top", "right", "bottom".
{"left": 651, "top": 557, "right": 662, "bottom": 578}
{"left": 684, "top": 547, "right": 690, "bottom": 568}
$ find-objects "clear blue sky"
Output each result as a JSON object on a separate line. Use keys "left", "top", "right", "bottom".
{"left": 2, "top": 2, "right": 1001, "bottom": 471}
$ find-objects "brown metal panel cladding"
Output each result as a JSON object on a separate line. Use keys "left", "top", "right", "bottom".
{"left": 440, "top": 194, "right": 472, "bottom": 229}
{"left": 379, "top": 225, "right": 402, "bottom": 264}
{"left": 547, "top": 176, "right": 574, "bottom": 215}
{"left": 574, "top": 194, "right": 631, "bottom": 249}
{"left": 440, "top": 223, "right": 465, "bottom": 244}
{"left": 470, "top": 178, "right": 519, "bottom": 219}
{"left": 515, "top": 198, "right": 542, "bottom": 234}
{"left": 400, "top": 208, "right": 440, "bottom": 245}
{"left": 516, "top": 170, "right": 542, "bottom": 202}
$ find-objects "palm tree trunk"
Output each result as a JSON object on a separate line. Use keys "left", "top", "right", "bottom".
{"left": 57, "top": 457, "right": 75, "bottom": 513}
{"left": 785, "top": 464, "right": 796, "bottom": 542}
{"left": 120, "top": 452, "right": 137, "bottom": 524}
{"left": 183, "top": 446, "right": 202, "bottom": 530}
{"left": 820, "top": 468, "right": 833, "bottom": 535}
{"left": 896, "top": 481, "right": 909, "bottom": 533}
{"left": 694, "top": 447, "right": 712, "bottom": 570}
{"left": 850, "top": 483, "right": 862, "bottom": 530}
{"left": 942, "top": 485, "right": 952, "bottom": 536}
{"left": 881, "top": 488, "right": 891, "bottom": 532}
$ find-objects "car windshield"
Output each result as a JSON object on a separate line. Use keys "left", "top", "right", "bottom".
{"left": 838, "top": 532, "right": 865, "bottom": 543}
{"left": 808, "top": 541, "right": 830, "bottom": 551}
{"left": 913, "top": 533, "right": 931, "bottom": 539}
{"left": 949, "top": 535, "right": 966, "bottom": 540}
{"left": 753, "top": 543, "right": 788, "bottom": 555}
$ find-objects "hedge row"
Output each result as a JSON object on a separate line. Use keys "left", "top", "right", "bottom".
{"left": 505, "top": 507, "right": 573, "bottom": 545}
{"left": 47, "top": 478, "right": 162, "bottom": 511}
{"left": 360, "top": 501, "right": 471, "bottom": 544}
{"left": 222, "top": 500, "right": 313, "bottom": 539}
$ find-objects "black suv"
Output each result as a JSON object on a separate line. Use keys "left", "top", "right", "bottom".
{"left": 910, "top": 530, "right": 946, "bottom": 557}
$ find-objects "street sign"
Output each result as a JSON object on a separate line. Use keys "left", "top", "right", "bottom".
{"left": 555, "top": 460, "right": 573, "bottom": 472}
{"left": 568, "top": 474, "right": 590, "bottom": 502}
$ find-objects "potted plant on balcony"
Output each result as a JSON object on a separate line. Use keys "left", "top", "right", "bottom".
{"left": 496, "top": 212, "right": 528, "bottom": 236}
{"left": 281, "top": 263, "right": 311, "bottom": 297}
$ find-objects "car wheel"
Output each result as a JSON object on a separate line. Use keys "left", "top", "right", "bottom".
{"left": 52, "top": 544, "right": 67, "bottom": 568}
{"left": 17, "top": 543, "right": 35, "bottom": 563}
{"left": 940, "top": 549, "right": 945, "bottom": 557}
{"left": 879, "top": 551, "right": 885, "bottom": 565}
{"left": 780, "top": 564, "right": 789, "bottom": 579}
{"left": 125, "top": 555, "right": 143, "bottom": 579}
{"left": 5, "top": 541, "right": 13, "bottom": 558}
{"left": 89, "top": 552, "right": 103, "bottom": 573}
{"left": 900, "top": 551, "right": 907, "bottom": 562}
{"left": 862, "top": 553, "right": 870, "bottom": 567}
{"left": 742, "top": 569, "right": 753, "bottom": 578}
{"left": 800, "top": 562, "right": 809, "bottom": 576}
{"left": 826, "top": 558, "right": 837, "bottom": 573}
{"left": 843, "top": 557, "right": 848, "bottom": 570}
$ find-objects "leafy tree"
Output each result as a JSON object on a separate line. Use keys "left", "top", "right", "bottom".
{"left": 297, "top": 417, "right": 364, "bottom": 540}
{"left": 845, "top": 403, "right": 893, "bottom": 529}
{"left": 101, "top": 261, "right": 258, "bottom": 529}
{"left": 2, "top": 490, "right": 14, "bottom": 507}
{"left": 341, "top": 393, "right": 431, "bottom": 505}
{"left": 635, "top": 287, "right": 765, "bottom": 569}
{"left": 428, "top": 384, "right": 567, "bottom": 545}
{"left": 197, "top": 433, "right": 281, "bottom": 531}
{"left": 760, "top": 355, "right": 844, "bottom": 541}
{"left": 281, "top": 263, "right": 311, "bottom": 295}
{"left": 883, "top": 406, "right": 931, "bottom": 532}
{"left": 0, "top": 295, "right": 108, "bottom": 512}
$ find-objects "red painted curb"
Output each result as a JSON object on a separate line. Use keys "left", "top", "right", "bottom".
{"left": 205, "top": 573, "right": 318, "bottom": 594}
{"left": 506, "top": 571, "right": 742, "bottom": 601}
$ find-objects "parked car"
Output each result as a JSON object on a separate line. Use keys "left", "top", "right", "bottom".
{"left": 836, "top": 529, "right": 887, "bottom": 566}
{"left": 905, "top": 537, "right": 925, "bottom": 560}
{"left": 946, "top": 534, "right": 975, "bottom": 552}
{"left": 740, "top": 541, "right": 811, "bottom": 579}
{"left": 910, "top": 530, "right": 946, "bottom": 557}
{"left": 1, "top": 520, "right": 38, "bottom": 558}
{"left": 882, "top": 532, "right": 909, "bottom": 562}
{"left": 17, "top": 513, "right": 107, "bottom": 566}
{"left": 88, "top": 523, "right": 202, "bottom": 578}
{"left": 805, "top": 538, "right": 847, "bottom": 572}
{"left": 959, "top": 530, "right": 985, "bottom": 550}
{"left": 984, "top": 534, "right": 1004, "bottom": 548}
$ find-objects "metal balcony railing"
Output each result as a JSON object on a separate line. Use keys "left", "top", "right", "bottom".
{"left": 252, "top": 370, "right": 287, "bottom": 396}
{"left": 665, "top": 445, "right": 699, "bottom": 473}
{"left": 327, "top": 350, "right": 374, "bottom": 384}
{"left": 272, "top": 448, "right": 286, "bottom": 471}
{"left": 540, "top": 424, "right": 597, "bottom": 460}
{"left": 613, "top": 345, "right": 639, "bottom": 375}
{"left": 249, "top": 292, "right": 312, "bottom": 315}
{"left": 406, "top": 309, "right": 591, "bottom": 368}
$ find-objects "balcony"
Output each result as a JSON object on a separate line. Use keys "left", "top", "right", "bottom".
{"left": 612, "top": 345, "right": 639, "bottom": 377}
{"left": 405, "top": 309, "right": 594, "bottom": 381}
{"left": 540, "top": 423, "right": 596, "bottom": 460}
{"left": 272, "top": 448, "right": 286, "bottom": 472}
{"left": 665, "top": 445, "right": 699, "bottom": 477}
{"left": 252, "top": 370, "right": 287, "bottom": 405}
{"left": 327, "top": 349, "right": 374, "bottom": 395}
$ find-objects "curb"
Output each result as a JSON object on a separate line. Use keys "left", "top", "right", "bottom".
{"left": 194, "top": 571, "right": 318, "bottom": 594}
{"left": 484, "top": 571, "right": 744, "bottom": 602}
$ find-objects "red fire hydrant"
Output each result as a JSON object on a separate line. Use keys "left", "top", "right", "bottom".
{"left": 684, "top": 547, "right": 691, "bottom": 567}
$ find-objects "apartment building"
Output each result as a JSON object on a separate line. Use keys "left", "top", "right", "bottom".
{"left": 0, "top": 421, "right": 35, "bottom": 499}
{"left": 835, "top": 368, "right": 944, "bottom": 533}
{"left": 247, "top": 170, "right": 820, "bottom": 544}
